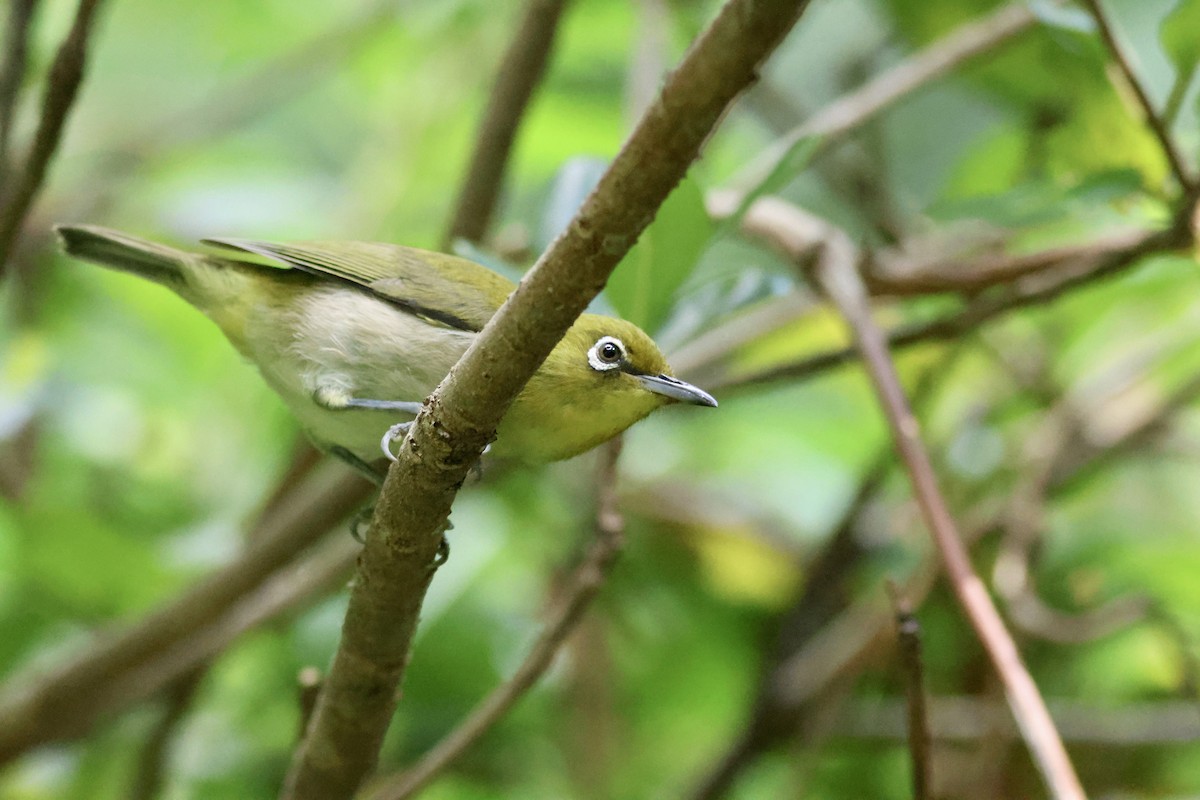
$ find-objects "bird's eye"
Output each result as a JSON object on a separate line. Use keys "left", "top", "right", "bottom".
{"left": 588, "top": 336, "right": 626, "bottom": 371}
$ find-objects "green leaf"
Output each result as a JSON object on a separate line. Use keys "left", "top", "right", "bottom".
{"left": 1162, "top": 0, "right": 1200, "bottom": 77}
{"left": 605, "top": 175, "right": 713, "bottom": 333}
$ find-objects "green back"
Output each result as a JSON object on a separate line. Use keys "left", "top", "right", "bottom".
{"left": 204, "top": 238, "right": 515, "bottom": 332}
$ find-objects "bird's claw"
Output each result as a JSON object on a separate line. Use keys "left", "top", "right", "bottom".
{"left": 381, "top": 422, "right": 412, "bottom": 461}
{"left": 433, "top": 536, "right": 450, "bottom": 567}
{"left": 350, "top": 506, "right": 373, "bottom": 543}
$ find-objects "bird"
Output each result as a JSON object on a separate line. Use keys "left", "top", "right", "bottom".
{"left": 56, "top": 225, "right": 717, "bottom": 482}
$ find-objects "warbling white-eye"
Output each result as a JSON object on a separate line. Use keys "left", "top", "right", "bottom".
{"left": 56, "top": 225, "right": 717, "bottom": 480}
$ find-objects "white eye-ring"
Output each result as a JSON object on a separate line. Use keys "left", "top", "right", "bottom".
{"left": 588, "top": 336, "right": 626, "bottom": 371}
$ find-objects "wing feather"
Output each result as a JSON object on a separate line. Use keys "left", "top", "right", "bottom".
{"left": 203, "top": 238, "right": 515, "bottom": 332}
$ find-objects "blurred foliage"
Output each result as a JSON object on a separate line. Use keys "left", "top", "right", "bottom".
{"left": 3, "top": 0, "right": 1200, "bottom": 798}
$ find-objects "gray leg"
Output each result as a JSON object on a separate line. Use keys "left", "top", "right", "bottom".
{"left": 312, "top": 385, "right": 423, "bottom": 415}
{"left": 342, "top": 398, "right": 424, "bottom": 414}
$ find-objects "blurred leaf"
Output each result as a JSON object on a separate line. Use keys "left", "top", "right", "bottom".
{"left": 1029, "top": 0, "right": 1097, "bottom": 34}
{"left": 536, "top": 156, "right": 607, "bottom": 252}
{"left": 605, "top": 176, "right": 713, "bottom": 333}
{"left": 1161, "top": 0, "right": 1200, "bottom": 79}
{"left": 723, "top": 136, "right": 821, "bottom": 238}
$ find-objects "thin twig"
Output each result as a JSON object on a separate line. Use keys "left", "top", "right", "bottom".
{"left": 127, "top": 667, "right": 206, "bottom": 800}
{"left": 686, "top": 345, "right": 965, "bottom": 800}
{"left": 719, "top": 224, "right": 1187, "bottom": 392}
{"left": 282, "top": 3, "right": 814, "bottom": 797}
{"left": 836, "top": 696, "right": 1200, "bottom": 745}
{"left": 1080, "top": 0, "right": 1194, "bottom": 192}
{"left": 727, "top": 0, "right": 1039, "bottom": 193}
{"left": 441, "top": 0, "right": 570, "bottom": 249}
{"left": 815, "top": 254, "right": 1086, "bottom": 800}
{"left": 0, "top": 0, "right": 39, "bottom": 179}
{"left": 691, "top": 331, "right": 1200, "bottom": 799}
{"left": 887, "top": 583, "right": 932, "bottom": 800}
{"left": 366, "top": 438, "right": 626, "bottom": 800}
{"left": 0, "top": 0, "right": 105, "bottom": 275}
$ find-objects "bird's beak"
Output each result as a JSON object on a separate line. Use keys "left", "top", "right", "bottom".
{"left": 635, "top": 373, "right": 718, "bottom": 407}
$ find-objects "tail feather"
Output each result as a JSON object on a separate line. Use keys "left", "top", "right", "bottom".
{"left": 56, "top": 224, "right": 190, "bottom": 288}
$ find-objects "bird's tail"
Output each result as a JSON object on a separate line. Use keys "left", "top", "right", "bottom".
{"left": 55, "top": 224, "right": 200, "bottom": 289}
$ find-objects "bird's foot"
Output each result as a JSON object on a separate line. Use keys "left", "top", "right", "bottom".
{"left": 381, "top": 422, "right": 491, "bottom": 479}
{"left": 380, "top": 422, "right": 413, "bottom": 462}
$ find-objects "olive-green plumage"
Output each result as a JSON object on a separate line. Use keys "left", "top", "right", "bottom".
{"left": 56, "top": 225, "right": 716, "bottom": 468}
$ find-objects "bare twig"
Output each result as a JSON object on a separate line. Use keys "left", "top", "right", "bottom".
{"left": 282, "top": 3, "right": 815, "bottom": 797}
{"left": 0, "top": 0, "right": 39, "bottom": 178}
{"left": 365, "top": 438, "right": 626, "bottom": 800}
{"left": 887, "top": 584, "right": 932, "bottom": 800}
{"left": 836, "top": 696, "right": 1200, "bottom": 745}
{"left": 1080, "top": 0, "right": 1194, "bottom": 192}
{"left": 989, "top": 356, "right": 1151, "bottom": 645}
{"left": 727, "top": 1, "right": 1039, "bottom": 193}
{"left": 691, "top": 332, "right": 1200, "bottom": 799}
{"left": 0, "top": 463, "right": 369, "bottom": 764}
{"left": 127, "top": 667, "right": 206, "bottom": 800}
{"left": 441, "top": 0, "right": 570, "bottom": 249}
{"left": 686, "top": 348, "right": 962, "bottom": 800}
{"left": 815, "top": 254, "right": 1086, "bottom": 799}
{"left": 719, "top": 223, "right": 1187, "bottom": 392}
{"left": 0, "top": 0, "right": 105, "bottom": 275}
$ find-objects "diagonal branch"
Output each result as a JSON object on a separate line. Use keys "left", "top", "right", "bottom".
{"left": 727, "top": 0, "right": 1040, "bottom": 193}
{"left": 1079, "top": 0, "right": 1194, "bottom": 193}
{"left": 441, "top": 0, "right": 571, "bottom": 249}
{"left": 0, "top": 0, "right": 105, "bottom": 275}
{"left": 0, "top": 464, "right": 369, "bottom": 765}
{"left": 0, "top": 0, "right": 40, "bottom": 178}
{"left": 718, "top": 221, "right": 1189, "bottom": 392}
{"left": 365, "top": 439, "right": 626, "bottom": 800}
{"left": 281, "top": 2, "right": 816, "bottom": 798}
{"left": 815, "top": 251, "right": 1086, "bottom": 799}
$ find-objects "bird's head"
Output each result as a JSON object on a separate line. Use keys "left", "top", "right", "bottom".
{"left": 501, "top": 314, "right": 716, "bottom": 462}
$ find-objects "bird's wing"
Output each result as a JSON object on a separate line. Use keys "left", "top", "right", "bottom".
{"left": 203, "top": 238, "right": 515, "bottom": 332}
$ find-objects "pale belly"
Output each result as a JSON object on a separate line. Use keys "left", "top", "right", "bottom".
{"left": 241, "top": 286, "right": 475, "bottom": 461}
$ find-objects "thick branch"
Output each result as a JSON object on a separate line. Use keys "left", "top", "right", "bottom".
{"left": 441, "top": 0, "right": 570, "bottom": 249}
{"left": 815, "top": 253, "right": 1086, "bottom": 799}
{"left": 0, "top": 0, "right": 105, "bottom": 275}
{"left": 366, "top": 439, "right": 626, "bottom": 800}
{"left": 282, "top": 2, "right": 815, "bottom": 798}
